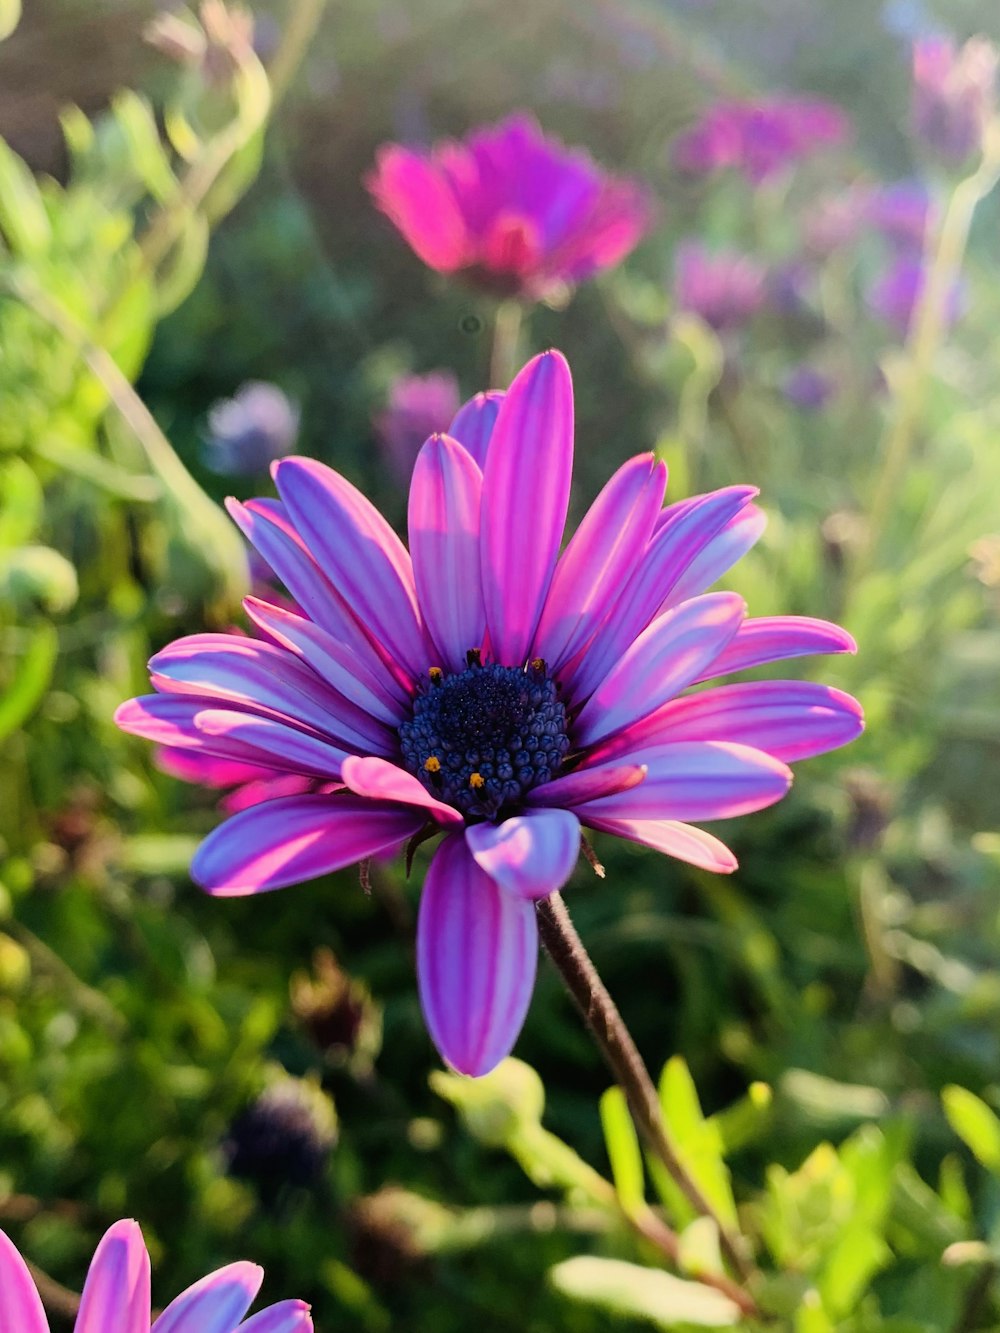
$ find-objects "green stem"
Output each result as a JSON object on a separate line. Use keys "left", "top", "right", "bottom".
{"left": 266, "top": 0, "right": 329, "bottom": 109}
{"left": 490, "top": 299, "right": 524, "bottom": 388}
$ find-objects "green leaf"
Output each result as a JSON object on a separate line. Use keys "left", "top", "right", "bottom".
{"left": 550, "top": 1257, "right": 741, "bottom": 1328}
{"left": 0, "top": 546, "right": 78, "bottom": 614}
{"left": 111, "top": 91, "right": 177, "bottom": 204}
{"left": 0, "top": 622, "right": 58, "bottom": 740}
{"left": 0, "top": 458, "right": 43, "bottom": 548}
{"left": 709, "top": 1082, "right": 773, "bottom": 1155}
{"left": 0, "top": 139, "right": 51, "bottom": 256}
{"left": 599, "top": 1086, "right": 645, "bottom": 1214}
{"left": 943, "top": 1086, "right": 1000, "bottom": 1173}
{"left": 658, "top": 1056, "right": 738, "bottom": 1227}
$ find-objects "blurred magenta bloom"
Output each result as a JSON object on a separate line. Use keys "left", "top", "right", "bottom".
{"left": 673, "top": 97, "right": 850, "bottom": 184}
{"left": 783, "top": 364, "right": 835, "bottom": 411}
{"left": 118, "top": 351, "right": 862, "bottom": 1077}
{"left": 0, "top": 1220, "right": 311, "bottom": 1333}
{"left": 675, "top": 241, "right": 767, "bottom": 332}
{"left": 868, "top": 254, "right": 964, "bottom": 335}
{"left": 375, "top": 370, "right": 461, "bottom": 483}
{"left": 867, "top": 179, "right": 935, "bottom": 251}
{"left": 204, "top": 382, "right": 300, "bottom": 476}
{"left": 366, "top": 113, "right": 654, "bottom": 299}
{"left": 911, "top": 34, "right": 997, "bottom": 165}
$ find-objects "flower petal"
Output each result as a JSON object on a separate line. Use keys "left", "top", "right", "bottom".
{"left": 408, "top": 435, "right": 486, "bottom": 673}
{"left": 239, "top": 1300, "right": 314, "bottom": 1333}
{"left": 583, "top": 816, "right": 738, "bottom": 873}
{"left": 366, "top": 144, "right": 469, "bottom": 270}
{"left": 663, "top": 503, "right": 767, "bottom": 608}
{"left": 591, "top": 681, "right": 864, "bottom": 765}
{"left": 0, "top": 1229, "right": 48, "bottom": 1333}
{"left": 693, "top": 615, "right": 858, "bottom": 683}
{"left": 75, "top": 1220, "right": 150, "bottom": 1333}
{"left": 574, "top": 593, "right": 746, "bottom": 746}
{"left": 527, "top": 763, "right": 648, "bottom": 808}
{"left": 465, "top": 809, "right": 581, "bottom": 899}
{"left": 532, "top": 454, "right": 666, "bottom": 670}
{"left": 340, "top": 755, "right": 465, "bottom": 826}
{"left": 244, "top": 597, "right": 405, "bottom": 727}
{"left": 481, "top": 351, "right": 574, "bottom": 665}
{"left": 151, "top": 1262, "right": 262, "bottom": 1333}
{"left": 149, "top": 634, "right": 394, "bottom": 756}
{"left": 191, "top": 793, "right": 425, "bottom": 896}
{"left": 572, "top": 741, "right": 792, "bottom": 822}
{"left": 448, "top": 391, "right": 504, "bottom": 468}
{"left": 418, "top": 833, "right": 538, "bottom": 1075}
{"left": 275, "top": 457, "right": 430, "bottom": 680}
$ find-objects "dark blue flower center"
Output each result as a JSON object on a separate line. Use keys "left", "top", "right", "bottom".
{"left": 399, "top": 656, "right": 570, "bottom": 818}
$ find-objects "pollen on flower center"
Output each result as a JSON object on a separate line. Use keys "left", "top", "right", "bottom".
{"left": 399, "top": 658, "right": 570, "bottom": 818}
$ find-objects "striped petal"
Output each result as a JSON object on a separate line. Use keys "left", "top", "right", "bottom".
{"left": 367, "top": 145, "right": 469, "bottom": 270}
{"left": 481, "top": 351, "right": 574, "bottom": 665}
{"left": 693, "top": 616, "right": 858, "bottom": 683}
{"left": 418, "top": 833, "right": 538, "bottom": 1075}
{"left": 532, "top": 454, "right": 667, "bottom": 670}
{"left": 465, "top": 809, "right": 581, "bottom": 900}
{"left": 572, "top": 741, "right": 792, "bottom": 822}
{"left": 274, "top": 457, "right": 430, "bottom": 679}
{"left": 340, "top": 755, "right": 465, "bottom": 826}
{"left": 583, "top": 816, "right": 738, "bottom": 873}
{"left": 0, "top": 1229, "right": 48, "bottom": 1333}
{"left": 591, "top": 681, "right": 864, "bottom": 765}
{"left": 239, "top": 1302, "right": 314, "bottom": 1333}
{"left": 408, "top": 434, "right": 487, "bottom": 673}
{"left": 76, "top": 1220, "right": 150, "bottom": 1333}
{"left": 448, "top": 391, "right": 504, "bottom": 469}
{"left": 574, "top": 593, "right": 746, "bottom": 746}
{"left": 191, "top": 793, "right": 424, "bottom": 896}
{"left": 151, "top": 1262, "right": 262, "bottom": 1333}
{"left": 527, "top": 763, "right": 648, "bottom": 808}
{"left": 663, "top": 503, "right": 767, "bottom": 608}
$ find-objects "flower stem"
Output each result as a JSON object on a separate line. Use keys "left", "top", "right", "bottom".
{"left": 535, "top": 892, "right": 757, "bottom": 1292}
{"left": 490, "top": 299, "right": 524, "bottom": 388}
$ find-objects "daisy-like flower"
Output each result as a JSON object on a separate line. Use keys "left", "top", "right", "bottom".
{"left": 0, "top": 1219, "right": 311, "bottom": 1333}
{"left": 673, "top": 97, "right": 851, "bottom": 185}
{"left": 117, "top": 352, "right": 863, "bottom": 1077}
{"left": 366, "top": 113, "right": 654, "bottom": 300}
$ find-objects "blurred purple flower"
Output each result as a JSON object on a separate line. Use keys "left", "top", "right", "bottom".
{"left": 204, "top": 382, "right": 300, "bottom": 476}
{"left": 375, "top": 371, "right": 461, "bottom": 484}
{"left": 675, "top": 242, "right": 767, "bottom": 332}
{"left": 117, "top": 350, "right": 862, "bottom": 1077}
{"left": 673, "top": 97, "right": 851, "bottom": 184}
{"left": 366, "top": 113, "right": 654, "bottom": 300}
{"left": 783, "top": 364, "right": 835, "bottom": 411}
{"left": 912, "top": 34, "right": 997, "bottom": 165}
{"left": 867, "top": 179, "right": 936, "bottom": 252}
{"left": 868, "top": 254, "right": 964, "bottom": 335}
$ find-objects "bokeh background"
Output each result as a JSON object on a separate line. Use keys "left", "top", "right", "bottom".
{"left": 3, "top": 0, "right": 1000, "bottom": 1328}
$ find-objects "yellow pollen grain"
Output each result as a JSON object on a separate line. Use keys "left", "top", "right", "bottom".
{"left": 429, "top": 666, "right": 443, "bottom": 684}
{"left": 424, "top": 756, "right": 442, "bottom": 773}
{"left": 530, "top": 657, "right": 545, "bottom": 672}
{"left": 469, "top": 772, "right": 485, "bottom": 789}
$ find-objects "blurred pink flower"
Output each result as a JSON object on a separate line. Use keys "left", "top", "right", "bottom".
{"left": 366, "top": 113, "right": 654, "bottom": 300}
{"left": 675, "top": 242, "right": 767, "bottom": 332}
{"left": 867, "top": 179, "right": 936, "bottom": 252}
{"left": 673, "top": 96, "right": 851, "bottom": 184}
{"left": 374, "top": 371, "right": 461, "bottom": 483}
{"left": 912, "top": 34, "right": 997, "bottom": 165}
{"left": 118, "top": 351, "right": 862, "bottom": 1077}
{"left": 0, "top": 1220, "right": 311, "bottom": 1333}
{"left": 868, "top": 254, "right": 964, "bottom": 335}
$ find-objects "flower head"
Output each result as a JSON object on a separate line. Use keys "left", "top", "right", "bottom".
{"left": 867, "top": 179, "right": 936, "bottom": 252}
{"left": 0, "top": 1220, "right": 311, "bottom": 1333}
{"left": 674, "top": 242, "right": 767, "bottom": 333}
{"left": 375, "top": 370, "right": 461, "bottom": 483}
{"left": 911, "top": 34, "right": 997, "bottom": 166}
{"left": 783, "top": 364, "right": 835, "bottom": 411}
{"left": 118, "top": 352, "right": 863, "bottom": 1077}
{"left": 366, "top": 113, "right": 654, "bottom": 300}
{"left": 204, "top": 381, "right": 300, "bottom": 476}
{"left": 868, "top": 254, "right": 964, "bottom": 335}
{"left": 673, "top": 97, "right": 851, "bottom": 185}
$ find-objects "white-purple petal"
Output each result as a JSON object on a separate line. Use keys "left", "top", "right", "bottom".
{"left": 662, "top": 503, "right": 767, "bottom": 608}
{"left": 527, "top": 763, "right": 648, "bottom": 808}
{"left": 693, "top": 615, "right": 858, "bottom": 683}
{"left": 582, "top": 815, "right": 739, "bottom": 873}
{"left": 151, "top": 1262, "right": 262, "bottom": 1333}
{"left": 0, "top": 1229, "right": 49, "bottom": 1333}
{"left": 238, "top": 1301, "right": 314, "bottom": 1333}
{"left": 340, "top": 755, "right": 464, "bottom": 826}
{"left": 465, "top": 809, "right": 581, "bottom": 900}
{"left": 448, "top": 391, "right": 505, "bottom": 469}
{"left": 75, "top": 1220, "right": 151, "bottom": 1333}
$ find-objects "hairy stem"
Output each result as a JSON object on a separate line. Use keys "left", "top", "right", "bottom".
{"left": 536, "top": 892, "right": 757, "bottom": 1295}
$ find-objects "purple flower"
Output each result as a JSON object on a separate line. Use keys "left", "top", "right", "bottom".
{"left": 868, "top": 254, "right": 964, "bottom": 335}
{"left": 673, "top": 97, "right": 851, "bottom": 185}
{"left": 783, "top": 364, "right": 835, "bottom": 411}
{"left": 117, "top": 352, "right": 863, "bottom": 1077}
{"left": 912, "top": 35, "right": 997, "bottom": 165}
{"left": 675, "top": 242, "right": 767, "bottom": 332}
{"left": 366, "top": 114, "right": 654, "bottom": 300}
{"left": 375, "top": 371, "right": 462, "bottom": 483}
{"left": 0, "top": 1220, "right": 312, "bottom": 1333}
{"left": 867, "top": 179, "right": 936, "bottom": 252}
{"left": 204, "top": 382, "right": 300, "bottom": 476}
